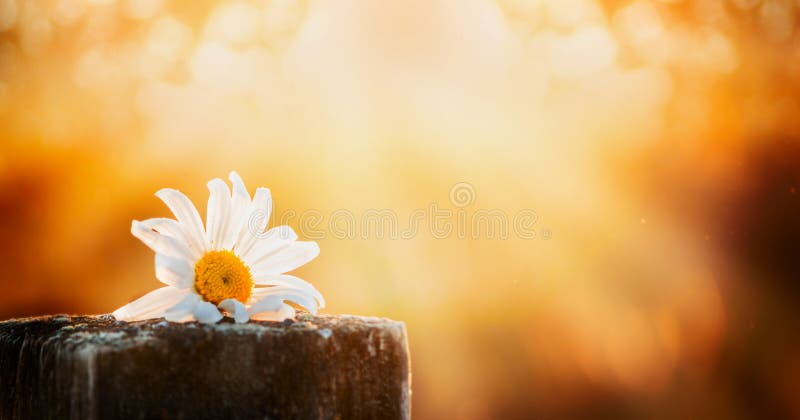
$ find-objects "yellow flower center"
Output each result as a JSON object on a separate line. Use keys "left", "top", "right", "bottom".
{"left": 194, "top": 250, "right": 253, "bottom": 305}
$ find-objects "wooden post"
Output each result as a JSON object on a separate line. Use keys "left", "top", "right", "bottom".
{"left": 0, "top": 314, "right": 410, "bottom": 419}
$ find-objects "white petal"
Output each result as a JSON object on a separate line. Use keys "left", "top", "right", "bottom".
{"left": 155, "top": 188, "right": 207, "bottom": 255}
{"left": 247, "top": 295, "right": 289, "bottom": 321}
{"left": 218, "top": 298, "right": 250, "bottom": 323}
{"left": 250, "top": 300, "right": 295, "bottom": 321}
{"left": 233, "top": 187, "right": 272, "bottom": 257}
{"left": 140, "top": 218, "right": 202, "bottom": 260}
{"left": 113, "top": 286, "right": 190, "bottom": 321}
{"left": 277, "top": 304, "right": 296, "bottom": 320}
{"left": 278, "top": 303, "right": 295, "bottom": 319}
{"left": 205, "top": 178, "right": 232, "bottom": 250}
{"left": 250, "top": 285, "right": 319, "bottom": 314}
{"left": 139, "top": 218, "right": 183, "bottom": 239}
{"left": 164, "top": 293, "right": 201, "bottom": 322}
{"left": 250, "top": 241, "right": 319, "bottom": 275}
{"left": 243, "top": 225, "right": 297, "bottom": 266}
{"left": 193, "top": 301, "right": 223, "bottom": 324}
{"left": 155, "top": 253, "right": 194, "bottom": 289}
{"left": 131, "top": 221, "right": 193, "bottom": 261}
{"left": 222, "top": 171, "right": 251, "bottom": 250}
{"left": 252, "top": 274, "right": 325, "bottom": 308}
{"left": 248, "top": 295, "right": 283, "bottom": 313}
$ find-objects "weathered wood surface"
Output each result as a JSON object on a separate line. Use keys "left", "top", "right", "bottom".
{"left": 0, "top": 314, "right": 410, "bottom": 420}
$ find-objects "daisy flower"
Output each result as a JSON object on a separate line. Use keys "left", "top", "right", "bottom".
{"left": 113, "top": 172, "right": 324, "bottom": 324}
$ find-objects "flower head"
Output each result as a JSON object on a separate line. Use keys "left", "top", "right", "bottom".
{"left": 113, "top": 172, "right": 324, "bottom": 324}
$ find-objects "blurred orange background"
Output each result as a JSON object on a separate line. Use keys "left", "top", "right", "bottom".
{"left": 2, "top": 0, "right": 800, "bottom": 418}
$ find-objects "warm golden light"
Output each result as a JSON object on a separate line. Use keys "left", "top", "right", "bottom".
{"left": 2, "top": 0, "right": 800, "bottom": 418}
